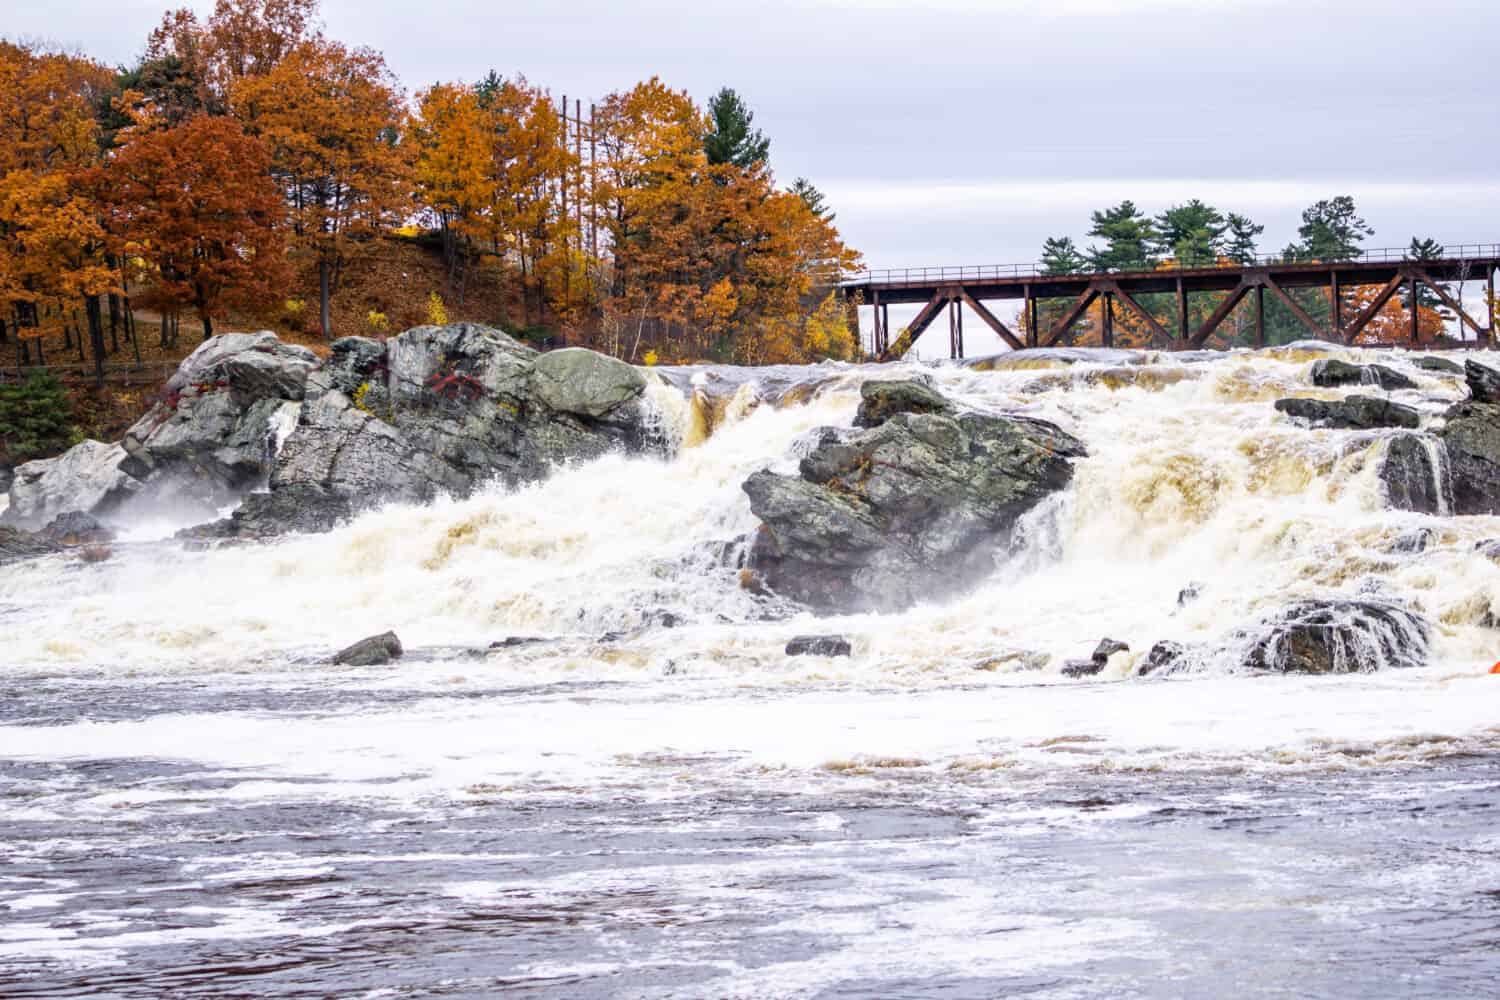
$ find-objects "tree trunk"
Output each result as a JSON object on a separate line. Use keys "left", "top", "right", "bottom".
{"left": 86, "top": 295, "right": 106, "bottom": 389}
{"left": 108, "top": 290, "right": 121, "bottom": 353}
{"left": 202, "top": 314, "right": 213, "bottom": 340}
{"left": 319, "top": 259, "right": 332, "bottom": 338}
{"left": 160, "top": 314, "right": 170, "bottom": 349}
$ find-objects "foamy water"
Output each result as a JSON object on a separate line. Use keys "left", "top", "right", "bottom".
{"left": 4, "top": 344, "right": 1500, "bottom": 997}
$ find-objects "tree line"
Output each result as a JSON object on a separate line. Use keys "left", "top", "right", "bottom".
{"left": 1024, "top": 196, "right": 1459, "bottom": 347}
{"left": 0, "top": 0, "right": 861, "bottom": 386}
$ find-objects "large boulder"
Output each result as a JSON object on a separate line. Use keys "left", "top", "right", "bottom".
{"left": 1438, "top": 401, "right": 1500, "bottom": 515}
{"left": 1379, "top": 433, "right": 1448, "bottom": 514}
{"left": 268, "top": 324, "right": 661, "bottom": 515}
{"left": 119, "top": 331, "right": 315, "bottom": 516}
{"left": 1, "top": 439, "right": 138, "bottom": 531}
{"left": 853, "top": 378, "right": 953, "bottom": 428}
{"left": 741, "top": 382, "right": 1085, "bottom": 614}
{"left": 178, "top": 485, "right": 353, "bottom": 542}
{"left": 1309, "top": 359, "right": 1416, "bottom": 391}
{"left": 1238, "top": 599, "right": 1429, "bottom": 674}
{"left": 1274, "top": 395, "right": 1420, "bottom": 430}
{"left": 1463, "top": 359, "right": 1500, "bottom": 403}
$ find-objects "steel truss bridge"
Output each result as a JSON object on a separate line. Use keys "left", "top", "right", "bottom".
{"left": 839, "top": 244, "right": 1500, "bottom": 360}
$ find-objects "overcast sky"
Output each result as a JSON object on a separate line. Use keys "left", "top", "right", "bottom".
{"left": 9, "top": 0, "right": 1498, "bottom": 351}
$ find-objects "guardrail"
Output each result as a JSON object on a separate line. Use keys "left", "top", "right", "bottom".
{"left": 844, "top": 243, "right": 1500, "bottom": 287}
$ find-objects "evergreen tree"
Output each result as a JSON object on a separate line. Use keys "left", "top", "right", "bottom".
{"left": 790, "top": 177, "right": 832, "bottom": 221}
{"left": 1224, "top": 213, "right": 1264, "bottom": 264}
{"left": 1296, "top": 196, "right": 1372, "bottom": 261}
{"left": 703, "top": 87, "right": 769, "bottom": 169}
{"left": 1154, "top": 199, "right": 1226, "bottom": 266}
{"left": 1405, "top": 236, "right": 1449, "bottom": 313}
{"left": 0, "top": 371, "right": 74, "bottom": 462}
{"left": 1086, "top": 200, "right": 1157, "bottom": 271}
{"left": 1039, "top": 236, "right": 1087, "bottom": 275}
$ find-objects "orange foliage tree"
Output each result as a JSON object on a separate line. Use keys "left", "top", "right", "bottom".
{"left": 231, "top": 37, "right": 410, "bottom": 338}
{"left": 102, "top": 115, "right": 287, "bottom": 344}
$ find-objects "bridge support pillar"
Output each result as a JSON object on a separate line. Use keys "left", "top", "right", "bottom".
{"left": 1409, "top": 273, "right": 1420, "bottom": 346}
{"left": 1025, "top": 285, "right": 1038, "bottom": 348}
{"left": 1331, "top": 271, "right": 1343, "bottom": 341}
{"left": 1489, "top": 267, "right": 1496, "bottom": 347}
{"left": 1255, "top": 285, "right": 1265, "bottom": 348}
{"left": 1101, "top": 292, "right": 1114, "bottom": 348}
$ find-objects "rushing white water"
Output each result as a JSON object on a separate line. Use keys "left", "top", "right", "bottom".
{"left": 5, "top": 343, "right": 1500, "bottom": 996}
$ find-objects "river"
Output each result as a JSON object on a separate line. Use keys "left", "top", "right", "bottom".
{"left": 3, "top": 345, "right": 1499, "bottom": 997}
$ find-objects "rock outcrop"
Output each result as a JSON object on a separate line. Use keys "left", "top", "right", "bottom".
{"left": 1274, "top": 395, "right": 1420, "bottom": 430}
{"left": 1437, "top": 361, "right": 1500, "bottom": 515}
{"left": 853, "top": 378, "right": 953, "bottom": 428}
{"left": 741, "top": 381, "right": 1086, "bottom": 614}
{"left": 1309, "top": 359, "right": 1416, "bottom": 392}
{"left": 269, "top": 325, "right": 661, "bottom": 515}
{"left": 1237, "top": 599, "right": 1429, "bottom": 674}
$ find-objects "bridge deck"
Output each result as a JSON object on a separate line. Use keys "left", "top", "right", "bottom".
{"left": 840, "top": 245, "right": 1500, "bottom": 358}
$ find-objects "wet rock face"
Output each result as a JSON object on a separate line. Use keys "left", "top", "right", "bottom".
{"left": 1414, "top": 356, "right": 1463, "bottom": 375}
{"left": 1464, "top": 359, "right": 1500, "bottom": 404}
{"left": 1439, "top": 400, "right": 1500, "bottom": 515}
{"left": 1275, "top": 395, "right": 1420, "bottom": 430}
{"left": 1379, "top": 434, "right": 1448, "bottom": 515}
{"left": 271, "top": 324, "right": 659, "bottom": 514}
{"left": 0, "top": 525, "right": 63, "bottom": 565}
{"left": 120, "top": 332, "right": 316, "bottom": 511}
{"left": 785, "top": 635, "right": 853, "bottom": 657}
{"left": 178, "top": 485, "right": 353, "bottom": 542}
{"left": 1238, "top": 600, "right": 1429, "bottom": 674}
{"left": 1309, "top": 359, "right": 1416, "bottom": 392}
{"left": 742, "top": 383, "right": 1086, "bottom": 614}
{"left": 1139, "top": 640, "right": 1189, "bottom": 677}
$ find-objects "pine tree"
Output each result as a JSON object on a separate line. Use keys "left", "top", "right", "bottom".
{"left": 1296, "top": 196, "right": 1372, "bottom": 261}
{"left": 1039, "top": 236, "right": 1087, "bottom": 275}
{"left": 703, "top": 87, "right": 769, "bottom": 169}
{"left": 1224, "top": 213, "right": 1264, "bottom": 264}
{"left": 1405, "top": 236, "right": 1448, "bottom": 314}
{"left": 1086, "top": 200, "right": 1157, "bottom": 272}
{"left": 790, "top": 178, "right": 832, "bottom": 221}
{"left": 0, "top": 370, "right": 73, "bottom": 461}
{"left": 1154, "top": 199, "right": 1226, "bottom": 267}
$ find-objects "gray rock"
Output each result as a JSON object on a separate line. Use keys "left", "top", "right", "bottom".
{"left": 1092, "top": 638, "right": 1129, "bottom": 661}
{"left": 1379, "top": 433, "right": 1448, "bottom": 514}
{"left": 0, "top": 463, "right": 12, "bottom": 496}
{"left": 1413, "top": 356, "right": 1462, "bottom": 375}
{"left": 120, "top": 332, "right": 315, "bottom": 516}
{"left": 1465, "top": 359, "right": 1500, "bottom": 404}
{"left": 530, "top": 348, "right": 647, "bottom": 419}
{"left": 1062, "top": 658, "right": 1104, "bottom": 678}
{"left": 269, "top": 325, "right": 662, "bottom": 520}
{"left": 1438, "top": 401, "right": 1500, "bottom": 514}
{"left": 853, "top": 379, "right": 953, "bottom": 429}
{"left": 1274, "top": 395, "right": 1420, "bottom": 430}
{"left": 1309, "top": 359, "right": 1416, "bottom": 391}
{"left": 41, "top": 511, "right": 113, "bottom": 545}
{"left": 332, "top": 631, "right": 404, "bottom": 666}
{"left": 178, "top": 485, "right": 352, "bottom": 542}
{"left": 742, "top": 400, "right": 1085, "bottom": 614}
{"left": 1, "top": 440, "right": 138, "bottom": 531}
{"left": 785, "top": 635, "right": 853, "bottom": 657}
{"left": 1139, "top": 640, "right": 1189, "bottom": 677}
{"left": 0, "top": 524, "right": 62, "bottom": 565}
{"left": 1176, "top": 582, "right": 1203, "bottom": 607}
{"left": 1238, "top": 599, "right": 1429, "bottom": 674}
{"left": 1389, "top": 527, "right": 1434, "bottom": 554}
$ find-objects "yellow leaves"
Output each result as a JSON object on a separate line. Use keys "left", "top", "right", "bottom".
{"left": 426, "top": 291, "right": 448, "bottom": 326}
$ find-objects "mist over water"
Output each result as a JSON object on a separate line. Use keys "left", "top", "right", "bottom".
{"left": 4, "top": 344, "right": 1500, "bottom": 997}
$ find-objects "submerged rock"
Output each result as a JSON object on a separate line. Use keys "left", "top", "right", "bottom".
{"left": 1413, "top": 356, "right": 1462, "bottom": 375}
{"left": 785, "top": 635, "right": 853, "bottom": 657}
{"left": 1176, "top": 583, "right": 1203, "bottom": 607}
{"left": 1238, "top": 600, "right": 1429, "bottom": 674}
{"left": 1063, "top": 638, "right": 1129, "bottom": 678}
{"left": 742, "top": 384, "right": 1085, "bottom": 614}
{"left": 1379, "top": 434, "right": 1448, "bottom": 515}
{"left": 1309, "top": 359, "right": 1415, "bottom": 392}
{"left": 853, "top": 379, "right": 953, "bottom": 429}
{"left": 41, "top": 511, "right": 113, "bottom": 546}
{"left": 332, "top": 631, "right": 404, "bottom": 666}
{"left": 1274, "top": 395, "right": 1420, "bottom": 430}
{"left": 1388, "top": 527, "right": 1434, "bottom": 554}
{"left": 0, "top": 525, "right": 62, "bottom": 565}
{"left": 178, "top": 485, "right": 353, "bottom": 542}
{"left": 1139, "top": 640, "right": 1189, "bottom": 677}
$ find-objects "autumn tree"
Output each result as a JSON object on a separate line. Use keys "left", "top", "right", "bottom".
{"left": 231, "top": 38, "right": 409, "bottom": 337}
{"left": 412, "top": 82, "right": 495, "bottom": 290}
{"left": 103, "top": 115, "right": 286, "bottom": 342}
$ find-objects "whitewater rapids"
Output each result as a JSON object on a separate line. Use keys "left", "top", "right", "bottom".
{"left": 3, "top": 344, "right": 1500, "bottom": 997}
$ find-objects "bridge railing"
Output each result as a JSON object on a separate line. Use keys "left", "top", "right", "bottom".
{"left": 844, "top": 243, "right": 1500, "bottom": 287}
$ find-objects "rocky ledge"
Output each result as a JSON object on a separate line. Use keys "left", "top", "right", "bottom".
{"left": 1, "top": 324, "right": 667, "bottom": 541}
{"left": 740, "top": 378, "right": 1086, "bottom": 614}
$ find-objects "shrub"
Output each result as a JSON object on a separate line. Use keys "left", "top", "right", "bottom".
{"left": 0, "top": 370, "right": 76, "bottom": 462}
{"left": 426, "top": 291, "right": 448, "bottom": 326}
{"left": 366, "top": 310, "right": 390, "bottom": 333}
